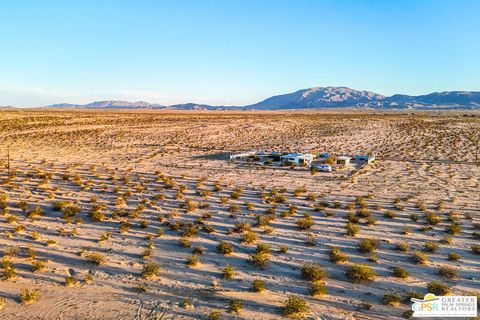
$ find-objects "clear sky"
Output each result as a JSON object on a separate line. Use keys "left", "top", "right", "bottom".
{"left": 1, "top": 0, "right": 479, "bottom": 107}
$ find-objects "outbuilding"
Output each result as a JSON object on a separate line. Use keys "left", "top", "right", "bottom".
{"left": 336, "top": 156, "right": 351, "bottom": 165}
{"left": 280, "top": 153, "right": 314, "bottom": 165}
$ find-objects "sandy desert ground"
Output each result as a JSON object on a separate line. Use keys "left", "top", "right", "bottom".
{"left": 0, "top": 109, "right": 479, "bottom": 319}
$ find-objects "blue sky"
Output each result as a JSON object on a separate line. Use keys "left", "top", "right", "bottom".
{"left": 1, "top": 0, "right": 479, "bottom": 107}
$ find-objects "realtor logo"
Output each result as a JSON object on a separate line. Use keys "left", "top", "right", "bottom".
{"left": 411, "top": 293, "right": 477, "bottom": 317}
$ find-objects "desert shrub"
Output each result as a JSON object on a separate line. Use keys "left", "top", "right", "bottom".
{"left": 242, "top": 231, "right": 258, "bottom": 244}
{"left": 20, "top": 289, "right": 40, "bottom": 305}
{"left": 445, "top": 223, "right": 461, "bottom": 235}
{"left": 217, "top": 241, "right": 234, "bottom": 255}
{"left": 356, "top": 208, "right": 371, "bottom": 218}
{"left": 283, "top": 296, "right": 309, "bottom": 318}
{"left": 31, "top": 260, "right": 47, "bottom": 272}
{"left": 411, "top": 251, "right": 429, "bottom": 264}
{"left": 383, "top": 293, "right": 401, "bottom": 306}
{"left": 279, "top": 245, "right": 289, "bottom": 253}
{"left": 347, "top": 212, "right": 360, "bottom": 223}
{"left": 229, "top": 204, "right": 240, "bottom": 213}
{"left": 423, "top": 241, "right": 439, "bottom": 252}
{"left": 296, "top": 214, "right": 314, "bottom": 230}
{"left": 250, "top": 251, "right": 270, "bottom": 267}
{"left": 187, "top": 254, "right": 200, "bottom": 267}
{"left": 18, "top": 200, "right": 28, "bottom": 211}
{"left": 85, "top": 252, "right": 105, "bottom": 265}
{"left": 252, "top": 279, "right": 266, "bottom": 292}
{"left": 208, "top": 311, "right": 222, "bottom": 320}
{"left": 192, "top": 246, "right": 206, "bottom": 255}
{"left": 305, "top": 234, "right": 317, "bottom": 246}
{"left": 384, "top": 210, "right": 396, "bottom": 219}
{"left": 301, "top": 263, "right": 328, "bottom": 282}
{"left": 438, "top": 265, "right": 458, "bottom": 279}
{"left": 472, "top": 245, "right": 480, "bottom": 254}
{"left": 141, "top": 262, "right": 161, "bottom": 279}
{"left": 365, "top": 216, "right": 377, "bottom": 225}
{"left": 393, "top": 266, "right": 409, "bottom": 279}
{"left": 156, "top": 228, "right": 164, "bottom": 237}
{"left": 27, "top": 206, "right": 43, "bottom": 219}
{"left": 179, "top": 237, "right": 191, "bottom": 248}
{"left": 329, "top": 246, "right": 348, "bottom": 264}
{"left": 119, "top": 220, "right": 131, "bottom": 233}
{"left": 425, "top": 212, "right": 440, "bottom": 225}
{"left": 306, "top": 193, "right": 317, "bottom": 201}
{"left": 65, "top": 276, "right": 78, "bottom": 287}
{"left": 256, "top": 214, "right": 273, "bottom": 227}
{"left": 345, "top": 264, "right": 376, "bottom": 283}
{"left": 448, "top": 252, "right": 461, "bottom": 261}
{"left": 410, "top": 214, "right": 418, "bottom": 221}
{"left": 395, "top": 242, "right": 409, "bottom": 252}
{"left": 139, "top": 220, "right": 149, "bottom": 229}
{"left": 90, "top": 205, "right": 105, "bottom": 222}
{"left": 222, "top": 265, "right": 235, "bottom": 279}
{"left": 234, "top": 222, "right": 251, "bottom": 232}
{"left": 229, "top": 299, "right": 243, "bottom": 313}
{"left": 345, "top": 222, "right": 359, "bottom": 236}
{"left": 2, "top": 260, "right": 16, "bottom": 280}
{"left": 182, "top": 223, "right": 199, "bottom": 238}
{"left": 359, "top": 238, "right": 379, "bottom": 253}
{"left": 309, "top": 282, "right": 328, "bottom": 297}
{"left": 427, "top": 281, "right": 451, "bottom": 295}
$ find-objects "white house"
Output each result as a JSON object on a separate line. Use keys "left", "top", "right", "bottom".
{"left": 336, "top": 156, "right": 351, "bottom": 165}
{"left": 280, "top": 153, "right": 314, "bottom": 165}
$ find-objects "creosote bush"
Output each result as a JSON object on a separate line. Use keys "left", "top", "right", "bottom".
{"left": 142, "top": 262, "right": 161, "bottom": 279}
{"left": 329, "top": 246, "right": 348, "bottom": 264}
{"left": 283, "top": 296, "right": 309, "bottom": 318}
{"left": 309, "top": 282, "right": 328, "bottom": 297}
{"left": 359, "top": 238, "right": 379, "bottom": 253}
{"left": 301, "top": 263, "right": 328, "bottom": 282}
{"left": 438, "top": 265, "right": 458, "bottom": 279}
{"left": 412, "top": 251, "right": 429, "bottom": 264}
{"left": 217, "top": 241, "right": 234, "bottom": 255}
{"left": 383, "top": 293, "right": 401, "bottom": 306}
{"left": 393, "top": 266, "right": 409, "bottom": 279}
{"left": 222, "top": 265, "right": 235, "bottom": 279}
{"left": 20, "top": 289, "right": 40, "bottom": 305}
{"left": 229, "top": 299, "right": 243, "bottom": 313}
{"left": 252, "top": 279, "right": 266, "bottom": 292}
{"left": 345, "top": 264, "right": 376, "bottom": 283}
{"left": 427, "top": 281, "right": 451, "bottom": 295}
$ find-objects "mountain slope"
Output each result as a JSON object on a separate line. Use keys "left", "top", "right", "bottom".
{"left": 41, "top": 87, "right": 480, "bottom": 110}
{"left": 246, "top": 87, "right": 385, "bottom": 109}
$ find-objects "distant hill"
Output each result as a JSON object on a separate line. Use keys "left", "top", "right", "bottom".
{"left": 39, "top": 87, "right": 480, "bottom": 110}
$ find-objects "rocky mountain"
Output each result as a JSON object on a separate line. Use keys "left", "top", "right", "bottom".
{"left": 41, "top": 87, "right": 480, "bottom": 110}
{"left": 245, "top": 87, "right": 386, "bottom": 109}
{"left": 48, "top": 100, "right": 166, "bottom": 109}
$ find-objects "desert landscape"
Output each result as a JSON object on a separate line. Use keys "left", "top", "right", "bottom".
{"left": 0, "top": 109, "right": 479, "bottom": 319}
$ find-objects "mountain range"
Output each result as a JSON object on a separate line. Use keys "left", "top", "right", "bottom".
{"left": 39, "top": 87, "right": 480, "bottom": 110}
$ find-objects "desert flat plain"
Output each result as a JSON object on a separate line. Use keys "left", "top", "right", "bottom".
{"left": 0, "top": 109, "right": 479, "bottom": 320}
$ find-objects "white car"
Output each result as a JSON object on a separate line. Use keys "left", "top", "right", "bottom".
{"left": 309, "top": 164, "right": 332, "bottom": 172}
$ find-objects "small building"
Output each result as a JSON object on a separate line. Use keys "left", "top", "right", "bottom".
{"left": 280, "top": 153, "right": 314, "bottom": 165}
{"left": 336, "top": 156, "right": 351, "bottom": 165}
{"left": 229, "top": 151, "right": 256, "bottom": 160}
{"left": 354, "top": 155, "right": 375, "bottom": 163}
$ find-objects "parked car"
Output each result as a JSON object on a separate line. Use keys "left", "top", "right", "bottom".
{"left": 309, "top": 163, "right": 332, "bottom": 172}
